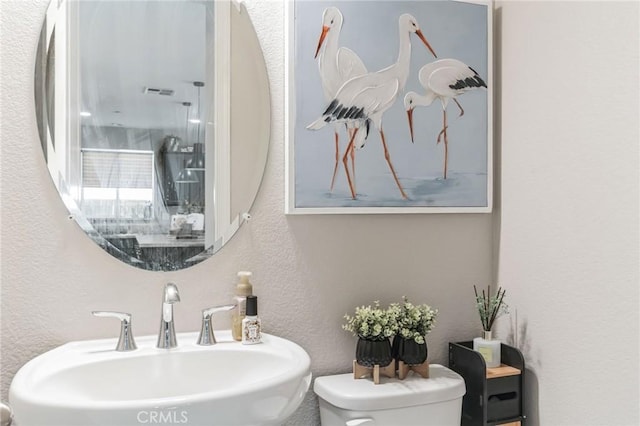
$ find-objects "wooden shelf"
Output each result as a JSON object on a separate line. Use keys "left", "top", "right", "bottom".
{"left": 486, "top": 364, "right": 521, "bottom": 379}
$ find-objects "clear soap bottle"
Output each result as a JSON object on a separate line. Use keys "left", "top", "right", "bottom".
{"left": 231, "top": 271, "right": 253, "bottom": 341}
{"left": 242, "top": 295, "right": 261, "bottom": 345}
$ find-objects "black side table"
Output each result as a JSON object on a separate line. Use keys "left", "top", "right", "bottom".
{"left": 449, "top": 341, "right": 526, "bottom": 426}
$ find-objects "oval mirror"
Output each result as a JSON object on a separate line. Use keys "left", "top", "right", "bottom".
{"left": 35, "top": 0, "right": 270, "bottom": 271}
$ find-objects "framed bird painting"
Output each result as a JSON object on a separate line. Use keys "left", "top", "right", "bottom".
{"left": 285, "top": 0, "right": 493, "bottom": 214}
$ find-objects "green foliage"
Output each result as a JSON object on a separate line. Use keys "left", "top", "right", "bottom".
{"left": 474, "top": 285, "right": 509, "bottom": 331}
{"left": 343, "top": 298, "right": 438, "bottom": 344}
{"left": 390, "top": 297, "right": 438, "bottom": 344}
{"left": 342, "top": 301, "right": 398, "bottom": 341}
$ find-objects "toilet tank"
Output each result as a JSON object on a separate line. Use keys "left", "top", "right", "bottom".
{"left": 314, "top": 364, "right": 465, "bottom": 426}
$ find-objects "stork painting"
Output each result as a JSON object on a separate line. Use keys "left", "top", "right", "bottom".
{"left": 286, "top": 0, "right": 493, "bottom": 214}
{"left": 404, "top": 59, "right": 488, "bottom": 180}
{"left": 313, "top": 7, "right": 368, "bottom": 192}
{"left": 307, "top": 13, "right": 438, "bottom": 200}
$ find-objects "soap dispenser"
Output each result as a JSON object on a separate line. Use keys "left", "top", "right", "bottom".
{"left": 231, "top": 271, "right": 253, "bottom": 341}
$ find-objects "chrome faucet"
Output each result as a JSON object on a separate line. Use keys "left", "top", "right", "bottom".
{"left": 157, "top": 283, "right": 180, "bottom": 349}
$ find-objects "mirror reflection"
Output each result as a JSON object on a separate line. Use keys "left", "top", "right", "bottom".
{"left": 36, "top": 0, "right": 270, "bottom": 271}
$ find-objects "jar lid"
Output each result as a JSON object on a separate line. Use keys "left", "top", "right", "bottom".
{"left": 313, "top": 364, "right": 465, "bottom": 411}
{"left": 246, "top": 295, "right": 258, "bottom": 316}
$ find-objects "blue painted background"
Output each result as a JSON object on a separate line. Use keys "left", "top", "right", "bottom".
{"left": 294, "top": 0, "right": 489, "bottom": 208}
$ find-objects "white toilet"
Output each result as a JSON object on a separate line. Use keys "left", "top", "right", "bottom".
{"left": 314, "top": 364, "right": 466, "bottom": 426}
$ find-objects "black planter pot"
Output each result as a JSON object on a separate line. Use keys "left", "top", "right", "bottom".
{"left": 392, "top": 335, "right": 428, "bottom": 365}
{"left": 356, "top": 337, "right": 392, "bottom": 367}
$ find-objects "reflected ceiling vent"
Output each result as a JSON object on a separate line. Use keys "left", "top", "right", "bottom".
{"left": 143, "top": 87, "right": 175, "bottom": 96}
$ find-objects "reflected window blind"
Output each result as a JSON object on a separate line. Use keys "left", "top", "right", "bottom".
{"left": 82, "top": 150, "right": 153, "bottom": 189}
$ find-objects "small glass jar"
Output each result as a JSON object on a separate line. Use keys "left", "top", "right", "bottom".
{"left": 473, "top": 330, "right": 501, "bottom": 368}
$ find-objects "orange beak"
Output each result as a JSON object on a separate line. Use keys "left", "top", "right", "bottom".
{"left": 407, "top": 108, "right": 415, "bottom": 143}
{"left": 415, "top": 29, "right": 437, "bottom": 58}
{"left": 314, "top": 26, "right": 330, "bottom": 58}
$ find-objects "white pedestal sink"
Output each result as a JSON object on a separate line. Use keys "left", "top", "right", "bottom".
{"left": 9, "top": 331, "right": 311, "bottom": 426}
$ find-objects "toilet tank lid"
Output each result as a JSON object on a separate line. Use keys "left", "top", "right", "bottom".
{"left": 313, "top": 364, "right": 466, "bottom": 411}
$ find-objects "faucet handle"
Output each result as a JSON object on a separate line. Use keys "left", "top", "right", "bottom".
{"left": 92, "top": 311, "right": 138, "bottom": 351}
{"left": 197, "top": 304, "right": 236, "bottom": 346}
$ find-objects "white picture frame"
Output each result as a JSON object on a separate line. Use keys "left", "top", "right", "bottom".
{"left": 285, "top": 0, "right": 493, "bottom": 214}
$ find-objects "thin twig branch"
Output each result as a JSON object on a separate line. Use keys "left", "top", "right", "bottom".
{"left": 488, "top": 288, "right": 506, "bottom": 330}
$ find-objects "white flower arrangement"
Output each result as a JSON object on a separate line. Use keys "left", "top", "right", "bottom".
{"left": 343, "top": 301, "right": 399, "bottom": 341}
{"left": 390, "top": 297, "right": 438, "bottom": 344}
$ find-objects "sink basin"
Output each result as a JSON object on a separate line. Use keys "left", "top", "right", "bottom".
{"left": 9, "top": 331, "right": 311, "bottom": 426}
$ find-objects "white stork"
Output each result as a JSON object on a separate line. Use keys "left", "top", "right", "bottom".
{"left": 307, "top": 14, "right": 437, "bottom": 200}
{"left": 404, "top": 58, "right": 487, "bottom": 179}
{"left": 314, "top": 7, "right": 368, "bottom": 191}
